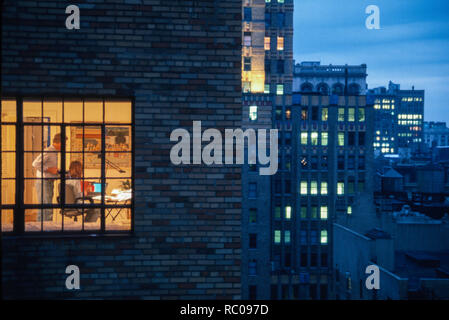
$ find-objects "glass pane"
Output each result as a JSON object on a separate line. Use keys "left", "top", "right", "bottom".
{"left": 23, "top": 125, "right": 60, "bottom": 151}
{"left": 24, "top": 178, "right": 60, "bottom": 205}
{"left": 105, "top": 101, "right": 131, "bottom": 123}
{"left": 64, "top": 100, "right": 83, "bottom": 123}
{"left": 105, "top": 207, "right": 131, "bottom": 231}
{"left": 25, "top": 209, "right": 40, "bottom": 232}
{"left": 43, "top": 99, "right": 63, "bottom": 123}
{"left": 106, "top": 152, "right": 131, "bottom": 178}
{"left": 106, "top": 126, "right": 131, "bottom": 151}
{"left": 1, "top": 125, "right": 16, "bottom": 151}
{"left": 1, "top": 100, "right": 16, "bottom": 122}
{"left": 105, "top": 178, "right": 132, "bottom": 231}
{"left": 1, "top": 209, "right": 13, "bottom": 232}
{"left": 84, "top": 100, "right": 103, "bottom": 123}
{"left": 1, "top": 179, "right": 15, "bottom": 204}
{"left": 66, "top": 126, "right": 83, "bottom": 151}
{"left": 83, "top": 126, "right": 102, "bottom": 152}
{"left": 23, "top": 100, "right": 42, "bottom": 120}
{"left": 24, "top": 149, "right": 60, "bottom": 179}
{"left": 2, "top": 152, "right": 15, "bottom": 178}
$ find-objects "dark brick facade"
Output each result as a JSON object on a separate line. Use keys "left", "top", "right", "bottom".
{"left": 1, "top": 0, "right": 242, "bottom": 299}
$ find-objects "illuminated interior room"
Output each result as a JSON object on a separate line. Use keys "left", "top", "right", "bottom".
{"left": 1, "top": 99, "right": 133, "bottom": 233}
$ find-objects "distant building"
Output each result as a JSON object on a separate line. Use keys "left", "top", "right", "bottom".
{"left": 424, "top": 121, "right": 449, "bottom": 148}
{"left": 368, "top": 81, "right": 425, "bottom": 157}
{"left": 293, "top": 62, "right": 367, "bottom": 95}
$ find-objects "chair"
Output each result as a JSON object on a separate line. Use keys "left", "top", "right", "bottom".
{"left": 57, "top": 183, "right": 94, "bottom": 222}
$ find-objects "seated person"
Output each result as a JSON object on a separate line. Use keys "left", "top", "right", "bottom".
{"left": 66, "top": 160, "right": 86, "bottom": 199}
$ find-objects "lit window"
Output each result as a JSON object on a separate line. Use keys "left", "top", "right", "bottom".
{"left": 300, "top": 181, "right": 308, "bottom": 195}
{"left": 321, "top": 108, "right": 328, "bottom": 121}
{"left": 276, "top": 84, "right": 284, "bottom": 95}
{"left": 274, "top": 230, "right": 281, "bottom": 244}
{"left": 321, "top": 132, "right": 328, "bottom": 146}
{"left": 347, "top": 206, "right": 352, "bottom": 215}
{"left": 301, "top": 132, "right": 308, "bottom": 145}
{"left": 243, "top": 81, "right": 251, "bottom": 93}
{"left": 348, "top": 108, "right": 355, "bottom": 122}
{"left": 243, "top": 32, "right": 252, "bottom": 46}
{"left": 264, "top": 84, "right": 270, "bottom": 94}
{"left": 275, "top": 206, "right": 281, "bottom": 219}
{"left": 337, "top": 182, "right": 345, "bottom": 195}
{"left": 311, "top": 181, "right": 318, "bottom": 195}
{"left": 321, "top": 230, "right": 328, "bottom": 244}
{"left": 321, "top": 181, "right": 328, "bottom": 195}
{"left": 277, "top": 37, "right": 284, "bottom": 51}
{"left": 249, "top": 105, "right": 257, "bottom": 121}
{"left": 3, "top": 98, "right": 134, "bottom": 234}
{"left": 311, "top": 132, "right": 318, "bottom": 145}
{"left": 320, "top": 206, "right": 328, "bottom": 220}
{"left": 264, "top": 37, "right": 270, "bottom": 50}
{"left": 338, "top": 132, "right": 345, "bottom": 146}
{"left": 243, "top": 57, "right": 251, "bottom": 71}
{"left": 285, "top": 206, "right": 291, "bottom": 220}
{"left": 285, "top": 230, "right": 291, "bottom": 244}
{"left": 278, "top": 0, "right": 284, "bottom": 3}
{"left": 338, "top": 108, "right": 345, "bottom": 121}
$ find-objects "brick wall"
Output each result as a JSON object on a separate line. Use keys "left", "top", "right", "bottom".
{"left": 1, "top": 0, "right": 242, "bottom": 299}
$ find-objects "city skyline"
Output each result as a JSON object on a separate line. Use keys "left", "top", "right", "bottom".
{"left": 294, "top": 0, "right": 449, "bottom": 124}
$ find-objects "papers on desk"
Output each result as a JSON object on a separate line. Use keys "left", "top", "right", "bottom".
{"left": 91, "top": 189, "right": 132, "bottom": 202}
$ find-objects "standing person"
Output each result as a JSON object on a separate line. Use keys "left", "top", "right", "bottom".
{"left": 32, "top": 133, "right": 63, "bottom": 221}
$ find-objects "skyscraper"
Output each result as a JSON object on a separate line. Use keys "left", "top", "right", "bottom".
{"left": 241, "top": 0, "right": 294, "bottom": 299}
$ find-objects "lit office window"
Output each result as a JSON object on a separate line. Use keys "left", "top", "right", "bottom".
{"left": 276, "top": 84, "right": 284, "bottom": 95}
{"left": 277, "top": 37, "right": 284, "bottom": 51}
{"left": 249, "top": 105, "right": 258, "bottom": 121}
{"left": 274, "top": 230, "right": 281, "bottom": 244}
{"left": 348, "top": 108, "right": 355, "bottom": 122}
{"left": 321, "top": 181, "right": 328, "bottom": 195}
{"left": 311, "top": 181, "right": 318, "bottom": 195}
{"left": 264, "top": 84, "right": 270, "bottom": 94}
{"left": 300, "top": 181, "right": 308, "bottom": 195}
{"left": 321, "top": 108, "right": 328, "bottom": 121}
{"left": 337, "top": 182, "right": 345, "bottom": 195}
{"left": 311, "top": 132, "right": 318, "bottom": 145}
{"left": 278, "top": 0, "right": 284, "bottom": 3}
{"left": 301, "top": 132, "right": 308, "bottom": 145}
{"left": 285, "top": 230, "right": 291, "bottom": 244}
{"left": 2, "top": 98, "right": 134, "bottom": 234}
{"left": 243, "top": 81, "right": 251, "bottom": 93}
{"left": 321, "top": 230, "right": 328, "bottom": 244}
{"left": 347, "top": 206, "right": 352, "bottom": 215}
{"left": 358, "top": 108, "right": 365, "bottom": 122}
{"left": 265, "top": 0, "right": 271, "bottom": 2}
{"left": 285, "top": 206, "right": 291, "bottom": 220}
{"left": 338, "top": 108, "right": 345, "bottom": 121}
{"left": 264, "top": 37, "right": 270, "bottom": 50}
{"left": 243, "top": 32, "right": 252, "bottom": 46}
{"left": 321, "top": 132, "right": 328, "bottom": 146}
{"left": 320, "top": 206, "right": 328, "bottom": 220}
{"left": 338, "top": 132, "right": 345, "bottom": 146}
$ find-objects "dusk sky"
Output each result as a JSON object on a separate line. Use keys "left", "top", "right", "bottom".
{"left": 294, "top": 0, "right": 449, "bottom": 123}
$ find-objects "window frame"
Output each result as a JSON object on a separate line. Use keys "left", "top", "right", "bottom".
{"left": 0, "top": 95, "right": 135, "bottom": 236}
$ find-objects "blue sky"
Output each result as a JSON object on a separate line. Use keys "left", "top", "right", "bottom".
{"left": 294, "top": 0, "right": 449, "bottom": 123}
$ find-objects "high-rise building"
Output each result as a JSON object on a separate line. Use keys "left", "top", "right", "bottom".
{"left": 424, "top": 122, "right": 449, "bottom": 148}
{"left": 241, "top": 0, "right": 294, "bottom": 299}
{"left": 368, "top": 82, "right": 424, "bottom": 156}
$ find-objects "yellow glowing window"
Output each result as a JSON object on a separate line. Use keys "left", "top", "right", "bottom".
{"left": 311, "top": 181, "right": 318, "bottom": 195}
{"left": 320, "top": 206, "right": 328, "bottom": 220}
{"left": 249, "top": 105, "right": 258, "bottom": 121}
{"left": 274, "top": 230, "right": 281, "bottom": 244}
{"left": 301, "top": 132, "right": 308, "bottom": 145}
{"left": 321, "top": 181, "right": 328, "bottom": 195}
{"left": 348, "top": 108, "right": 355, "bottom": 122}
{"left": 347, "top": 206, "right": 352, "bottom": 215}
{"left": 338, "top": 108, "right": 345, "bottom": 121}
{"left": 276, "top": 84, "right": 284, "bottom": 95}
{"left": 300, "top": 181, "right": 308, "bottom": 195}
{"left": 285, "top": 230, "right": 291, "bottom": 244}
{"left": 338, "top": 132, "right": 345, "bottom": 146}
{"left": 285, "top": 206, "right": 291, "bottom": 220}
{"left": 264, "top": 84, "right": 270, "bottom": 94}
{"left": 321, "top": 132, "right": 328, "bottom": 146}
{"left": 277, "top": 37, "right": 284, "bottom": 51}
{"left": 264, "top": 37, "right": 271, "bottom": 50}
{"left": 358, "top": 108, "right": 365, "bottom": 122}
{"left": 321, "top": 230, "right": 328, "bottom": 244}
{"left": 311, "top": 132, "right": 318, "bottom": 145}
{"left": 322, "top": 108, "right": 328, "bottom": 121}
{"left": 337, "top": 182, "right": 345, "bottom": 195}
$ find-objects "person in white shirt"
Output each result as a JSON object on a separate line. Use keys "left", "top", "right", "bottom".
{"left": 32, "top": 133, "right": 63, "bottom": 221}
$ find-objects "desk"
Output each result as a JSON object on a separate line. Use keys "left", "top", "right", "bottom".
{"left": 92, "top": 189, "right": 132, "bottom": 221}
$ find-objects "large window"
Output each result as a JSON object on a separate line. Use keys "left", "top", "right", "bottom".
{"left": 1, "top": 98, "right": 134, "bottom": 234}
